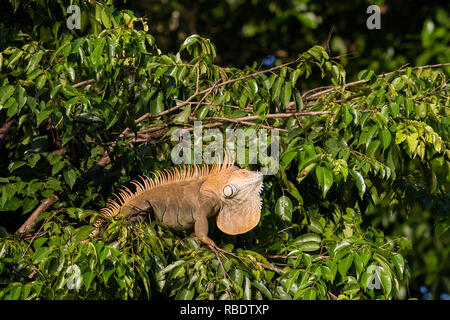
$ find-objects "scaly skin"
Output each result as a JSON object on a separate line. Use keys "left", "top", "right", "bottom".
{"left": 91, "top": 158, "right": 263, "bottom": 247}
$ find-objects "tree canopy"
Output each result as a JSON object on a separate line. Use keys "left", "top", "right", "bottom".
{"left": 0, "top": 0, "right": 448, "bottom": 300}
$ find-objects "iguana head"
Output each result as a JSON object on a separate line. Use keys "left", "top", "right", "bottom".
{"left": 214, "top": 167, "right": 264, "bottom": 235}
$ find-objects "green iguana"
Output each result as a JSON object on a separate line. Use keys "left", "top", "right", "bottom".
{"left": 90, "top": 154, "right": 263, "bottom": 247}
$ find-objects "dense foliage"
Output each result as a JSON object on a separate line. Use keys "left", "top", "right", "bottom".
{"left": 0, "top": 1, "right": 448, "bottom": 300}
{"left": 119, "top": 0, "right": 450, "bottom": 77}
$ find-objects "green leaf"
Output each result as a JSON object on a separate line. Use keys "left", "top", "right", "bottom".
{"left": 248, "top": 79, "right": 258, "bottom": 96}
{"left": 0, "top": 197, "right": 22, "bottom": 211}
{"left": 315, "top": 166, "right": 333, "bottom": 198}
{"left": 333, "top": 240, "right": 351, "bottom": 258}
{"left": 243, "top": 277, "right": 252, "bottom": 300}
{"left": 91, "top": 38, "right": 105, "bottom": 65}
{"left": 26, "top": 51, "right": 45, "bottom": 74}
{"left": 406, "top": 132, "right": 419, "bottom": 153}
{"left": 5, "top": 97, "right": 18, "bottom": 117}
{"left": 364, "top": 125, "right": 379, "bottom": 149}
{"left": 16, "top": 86, "right": 27, "bottom": 108}
{"left": 33, "top": 247, "right": 51, "bottom": 264}
{"left": 395, "top": 131, "right": 407, "bottom": 144}
{"left": 175, "top": 287, "right": 195, "bottom": 300}
{"left": 343, "top": 106, "right": 353, "bottom": 126}
{"left": 391, "top": 76, "right": 405, "bottom": 91}
{"left": 8, "top": 285, "right": 22, "bottom": 300}
{"left": 350, "top": 169, "right": 366, "bottom": 199}
{"left": 0, "top": 85, "right": 15, "bottom": 106}
{"left": 150, "top": 92, "right": 164, "bottom": 114}
{"left": 285, "top": 270, "right": 301, "bottom": 293}
{"left": 66, "top": 66, "right": 75, "bottom": 83}
{"left": 290, "top": 69, "right": 301, "bottom": 86}
{"left": 63, "top": 169, "right": 77, "bottom": 189}
{"left": 293, "top": 88, "right": 304, "bottom": 111}
{"left": 308, "top": 217, "right": 324, "bottom": 234}
{"left": 36, "top": 109, "right": 53, "bottom": 126}
{"left": 82, "top": 271, "right": 94, "bottom": 290}
{"left": 354, "top": 253, "right": 364, "bottom": 276}
{"left": 281, "top": 150, "right": 297, "bottom": 167}
{"left": 321, "top": 265, "right": 334, "bottom": 282}
{"left": 369, "top": 89, "right": 385, "bottom": 107}
{"left": 381, "top": 129, "right": 392, "bottom": 151}
{"left": 275, "top": 196, "right": 293, "bottom": 223}
{"left": 302, "top": 288, "right": 317, "bottom": 300}
{"left": 180, "top": 34, "right": 200, "bottom": 51}
{"left": 294, "top": 233, "right": 321, "bottom": 245}
{"left": 389, "top": 102, "right": 399, "bottom": 118}
{"left": 378, "top": 266, "right": 392, "bottom": 297}
{"left": 338, "top": 254, "right": 354, "bottom": 277}
{"left": 392, "top": 253, "right": 405, "bottom": 278}
{"left": 8, "top": 161, "right": 26, "bottom": 172}
{"left": 101, "top": 7, "right": 111, "bottom": 28}
{"left": 281, "top": 82, "right": 292, "bottom": 107}
{"left": 36, "top": 74, "right": 47, "bottom": 89}
{"left": 22, "top": 197, "right": 39, "bottom": 214}
{"left": 75, "top": 113, "right": 103, "bottom": 123}
{"left": 230, "top": 269, "right": 244, "bottom": 287}
{"left": 72, "top": 226, "right": 94, "bottom": 245}
{"left": 307, "top": 45, "right": 329, "bottom": 62}
{"left": 196, "top": 105, "right": 209, "bottom": 120}
{"left": 298, "top": 241, "right": 320, "bottom": 252}
{"left": 366, "top": 140, "right": 380, "bottom": 157}
{"left": 272, "top": 77, "right": 283, "bottom": 102}
{"left": 173, "top": 105, "right": 191, "bottom": 124}
{"left": 30, "top": 136, "right": 48, "bottom": 153}
{"left": 252, "top": 279, "right": 273, "bottom": 299}
{"left": 358, "top": 69, "right": 376, "bottom": 81}
{"left": 51, "top": 161, "right": 65, "bottom": 175}
{"left": 7, "top": 49, "right": 23, "bottom": 69}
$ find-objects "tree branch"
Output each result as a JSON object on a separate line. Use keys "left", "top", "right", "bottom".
{"left": 134, "top": 59, "right": 301, "bottom": 123}
{"left": 17, "top": 194, "right": 59, "bottom": 234}
{"left": 0, "top": 119, "right": 16, "bottom": 144}
{"left": 303, "top": 62, "right": 450, "bottom": 101}
{"left": 72, "top": 79, "right": 95, "bottom": 88}
{"left": 190, "top": 116, "right": 289, "bottom": 132}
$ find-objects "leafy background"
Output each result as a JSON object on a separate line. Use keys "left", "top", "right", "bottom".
{"left": 0, "top": 0, "right": 448, "bottom": 300}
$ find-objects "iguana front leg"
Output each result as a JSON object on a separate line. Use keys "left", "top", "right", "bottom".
{"left": 193, "top": 204, "right": 230, "bottom": 289}
{"left": 194, "top": 214, "right": 216, "bottom": 247}
{"left": 193, "top": 196, "right": 219, "bottom": 247}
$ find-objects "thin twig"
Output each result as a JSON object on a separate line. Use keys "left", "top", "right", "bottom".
{"left": 255, "top": 261, "right": 287, "bottom": 274}
{"left": 209, "top": 245, "right": 231, "bottom": 299}
{"left": 191, "top": 80, "right": 221, "bottom": 115}
{"left": 195, "top": 62, "right": 200, "bottom": 94}
{"left": 135, "top": 59, "right": 301, "bottom": 123}
{"left": 204, "top": 111, "right": 332, "bottom": 123}
{"left": 190, "top": 116, "right": 289, "bottom": 132}
{"left": 72, "top": 79, "right": 95, "bottom": 88}
{"left": 328, "top": 291, "right": 338, "bottom": 300}
{"left": 213, "top": 247, "right": 287, "bottom": 275}
{"left": 303, "top": 62, "right": 450, "bottom": 101}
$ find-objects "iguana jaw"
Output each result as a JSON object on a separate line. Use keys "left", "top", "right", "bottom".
{"left": 216, "top": 169, "right": 263, "bottom": 235}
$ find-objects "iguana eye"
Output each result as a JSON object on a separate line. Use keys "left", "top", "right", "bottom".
{"left": 223, "top": 185, "right": 237, "bottom": 198}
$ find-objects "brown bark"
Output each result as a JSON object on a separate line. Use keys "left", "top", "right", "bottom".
{"left": 0, "top": 119, "right": 16, "bottom": 143}
{"left": 17, "top": 194, "right": 59, "bottom": 234}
